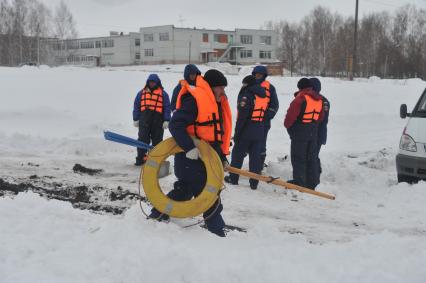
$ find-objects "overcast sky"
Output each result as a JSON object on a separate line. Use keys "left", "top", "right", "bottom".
{"left": 40, "top": 0, "right": 425, "bottom": 38}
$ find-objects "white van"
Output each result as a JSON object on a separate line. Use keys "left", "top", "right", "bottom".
{"left": 397, "top": 88, "right": 426, "bottom": 183}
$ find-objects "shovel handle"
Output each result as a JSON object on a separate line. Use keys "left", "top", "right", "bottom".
{"left": 225, "top": 166, "right": 335, "bottom": 200}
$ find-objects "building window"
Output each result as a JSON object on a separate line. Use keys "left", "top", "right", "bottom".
{"left": 135, "top": 38, "right": 140, "bottom": 46}
{"left": 67, "top": 55, "right": 75, "bottom": 62}
{"left": 240, "top": 50, "right": 253, "bottom": 58}
{"left": 259, "top": 50, "right": 272, "bottom": 59}
{"left": 135, "top": 52, "right": 140, "bottom": 60}
{"left": 144, "top": 33, "right": 154, "bottom": 42}
{"left": 80, "top": 41, "right": 94, "bottom": 49}
{"left": 55, "top": 56, "right": 65, "bottom": 63}
{"left": 260, "top": 36, "right": 272, "bottom": 45}
{"left": 66, "top": 40, "right": 79, "bottom": 50}
{"left": 51, "top": 42, "right": 63, "bottom": 51}
{"left": 240, "top": 35, "right": 252, "bottom": 44}
{"left": 159, "top": 32, "right": 169, "bottom": 41}
{"left": 102, "top": 53, "right": 114, "bottom": 63}
{"left": 144, "top": 49, "right": 154, "bottom": 57}
{"left": 102, "top": 39, "right": 114, "bottom": 48}
{"left": 95, "top": 41, "right": 101, "bottom": 48}
{"left": 214, "top": 34, "right": 228, "bottom": 43}
{"left": 202, "top": 33, "right": 209, "bottom": 43}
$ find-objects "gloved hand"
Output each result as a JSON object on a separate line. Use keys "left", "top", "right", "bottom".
{"left": 186, "top": 147, "right": 200, "bottom": 160}
{"left": 162, "top": 121, "right": 169, "bottom": 130}
{"left": 133, "top": 120, "right": 139, "bottom": 127}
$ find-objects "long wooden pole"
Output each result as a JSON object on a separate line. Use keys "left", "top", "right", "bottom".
{"left": 225, "top": 166, "right": 335, "bottom": 200}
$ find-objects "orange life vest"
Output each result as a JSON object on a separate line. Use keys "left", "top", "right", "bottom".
{"left": 251, "top": 94, "right": 269, "bottom": 122}
{"left": 176, "top": 76, "right": 232, "bottom": 155}
{"left": 140, "top": 87, "right": 163, "bottom": 113}
{"left": 177, "top": 80, "right": 190, "bottom": 97}
{"left": 261, "top": 80, "right": 271, "bottom": 100}
{"left": 302, "top": 94, "right": 322, "bottom": 123}
{"left": 251, "top": 80, "right": 272, "bottom": 122}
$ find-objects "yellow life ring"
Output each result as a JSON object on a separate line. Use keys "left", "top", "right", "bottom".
{"left": 141, "top": 137, "right": 224, "bottom": 218}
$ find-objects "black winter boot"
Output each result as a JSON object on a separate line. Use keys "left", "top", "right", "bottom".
{"left": 134, "top": 157, "right": 144, "bottom": 166}
{"left": 224, "top": 175, "right": 238, "bottom": 185}
{"left": 148, "top": 208, "right": 170, "bottom": 222}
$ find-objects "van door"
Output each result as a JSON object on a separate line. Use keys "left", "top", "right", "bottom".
{"left": 406, "top": 89, "right": 426, "bottom": 143}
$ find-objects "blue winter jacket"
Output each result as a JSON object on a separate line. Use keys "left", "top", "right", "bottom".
{"left": 234, "top": 84, "right": 266, "bottom": 141}
{"left": 170, "top": 64, "right": 201, "bottom": 111}
{"left": 133, "top": 74, "right": 171, "bottom": 122}
{"left": 318, "top": 95, "right": 329, "bottom": 145}
{"left": 309, "top": 77, "right": 329, "bottom": 145}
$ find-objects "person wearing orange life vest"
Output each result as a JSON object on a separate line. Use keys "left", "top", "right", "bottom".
{"left": 148, "top": 69, "right": 232, "bottom": 237}
{"left": 224, "top": 75, "right": 266, "bottom": 190}
{"left": 252, "top": 65, "right": 279, "bottom": 170}
{"left": 284, "top": 78, "right": 324, "bottom": 190}
{"left": 309, "top": 77, "right": 330, "bottom": 189}
{"left": 170, "top": 64, "right": 201, "bottom": 112}
{"left": 133, "top": 74, "right": 171, "bottom": 166}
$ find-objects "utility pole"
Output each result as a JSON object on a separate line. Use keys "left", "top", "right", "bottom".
{"left": 350, "top": 0, "right": 359, "bottom": 81}
{"left": 188, "top": 34, "right": 192, "bottom": 64}
{"left": 99, "top": 40, "right": 102, "bottom": 67}
{"left": 383, "top": 54, "right": 388, "bottom": 78}
{"left": 37, "top": 36, "right": 40, "bottom": 65}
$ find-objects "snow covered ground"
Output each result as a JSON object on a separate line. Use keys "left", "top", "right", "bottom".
{"left": 1, "top": 64, "right": 426, "bottom": 283}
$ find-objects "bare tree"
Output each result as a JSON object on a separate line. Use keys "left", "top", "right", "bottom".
{"left": 0, "top": 0, "right": 12, "bottom": 65}
{"left": 27, "top": 1, "right": 51, "bottom": 64}
{"left": 53, "top": 0, "right": 77, "bottom": 40}
{"left": 269, "top": 4, "right": 425, "bottom": 79}
{"left": 281, "top": 22, "right": 302, "bottom": 76}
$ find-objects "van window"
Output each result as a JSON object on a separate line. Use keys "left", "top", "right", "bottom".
{"left": 412, "top": 89, "right": 426, "bottom": 117}
{"left": 418, "top": 95, "right": 426, "bottom": 111}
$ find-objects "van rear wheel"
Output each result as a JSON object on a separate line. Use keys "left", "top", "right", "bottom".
{"left": 397, "top": 174, "right": 419, "bottom": 184}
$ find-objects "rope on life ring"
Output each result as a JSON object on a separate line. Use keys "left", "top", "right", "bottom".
{"left": 141, "top": 137, "right": 224, "bottom": 218}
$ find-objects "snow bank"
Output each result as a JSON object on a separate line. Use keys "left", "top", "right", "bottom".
{"left": 1, "top": 66, "right": 426, "bottom": 282}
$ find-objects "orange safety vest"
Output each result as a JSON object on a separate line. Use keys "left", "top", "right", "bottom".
{"left": 302, "top": 94, "right": 322, "bottom": 123}
{"left": 251, "top": 94, "right": 269, "bottom": 122}
{"left": 261, "top": 80, "right": 271, "bottom": 100}
{"left": 140, "top": 87, "right": 163, "bottom": 113}
{"left": 177, "top": 79, "right": 190, "bottom": 97}
{"left": 176, "top": 76, "right": 232, "bottom": 155}
{"left": 251, "top": 80, "right": 272, "bottom": 122}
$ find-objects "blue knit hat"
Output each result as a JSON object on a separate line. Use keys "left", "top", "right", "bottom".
{"left": 252, "top": 65, "right": 268, "bottom": 77}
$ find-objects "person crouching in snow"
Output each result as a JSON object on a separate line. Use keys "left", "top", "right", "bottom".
{"left": 224, "top": 75, "right": 266, "bottom": 190}
{"left": 133, "top": 74, "right": 171, "bottom": 166}
{"left": 284, "top": 78, "right": 324, "bottom": 190}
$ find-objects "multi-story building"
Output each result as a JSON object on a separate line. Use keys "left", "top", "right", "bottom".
{"left": 49, "top": 25, "right": 278, "bottom": 66}
{"left": 47, "top": 31, "right": 140, "bottom": 66}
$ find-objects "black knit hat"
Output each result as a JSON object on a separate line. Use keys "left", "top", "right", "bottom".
{"left": 204, "top": 69, "right": 228, "bottom": 87}
{"left": 309, "top": 77, "right": 321, "bottom": 92}
{"left": 242, "top": 75, "right": 256, "bottom": 86}
{"left": 297, "top": 78, "right": 311, "bottom": 90}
